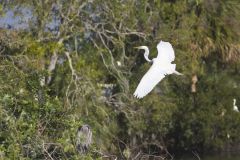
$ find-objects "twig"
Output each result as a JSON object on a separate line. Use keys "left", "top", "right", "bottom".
{"left": 42, "top": 142, "right": 54, "bottom": 160}
{"left": 192, "top": 151, "right": 201, "bottom": 160}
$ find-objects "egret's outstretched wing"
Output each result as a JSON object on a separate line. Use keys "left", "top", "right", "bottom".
{"left": 134, "top": 63, "right": 166, "bottom": 99}
{"left": 156, "top": 41, "right": 175, "bottom": 63}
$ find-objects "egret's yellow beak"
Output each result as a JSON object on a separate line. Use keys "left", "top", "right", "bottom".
{"left": 134, "top": 46, "right": 141, "bottom": 49}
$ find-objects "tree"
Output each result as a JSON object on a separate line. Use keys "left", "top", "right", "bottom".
{"left": 0, "top": 0, "right": 240, "bottom": 159}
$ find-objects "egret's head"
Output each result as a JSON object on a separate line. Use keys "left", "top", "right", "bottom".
{"left": 134, "top": 46, "right": 148, "bottom": 50}
{"left": 134, "top": 46, "right": 151, "bottom": 62}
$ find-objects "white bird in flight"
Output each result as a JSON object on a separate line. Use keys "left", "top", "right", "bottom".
{"left": 233, "top": 98, "right": 239, "bottom": 112}
{"left": 133, "top": 40, "right": 183, "bottom": 99}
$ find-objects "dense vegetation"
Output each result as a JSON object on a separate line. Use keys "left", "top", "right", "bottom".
{"left": 0, "top": 0, "right": 240, "bottom": 159}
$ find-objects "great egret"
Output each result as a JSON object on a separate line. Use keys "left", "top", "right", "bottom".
{"left": 233, "top": 99, "right": 239, "bottom": 112}
{"left": 133, "top": 40, "right": 182, "bottom": 99}
{"left": 116, "top": 61, "right": 122, "bottom": 66}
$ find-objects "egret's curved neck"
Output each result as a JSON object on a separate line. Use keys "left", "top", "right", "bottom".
{"left": 143, "top": 47, "right": 152, "bottom": 62}
{"left": 233, "top": 99, "right": 236, "bottom": 106}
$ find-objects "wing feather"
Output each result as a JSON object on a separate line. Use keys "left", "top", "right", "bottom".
{"left": 156, "top": 41, "right": 175, "bottom": 63}
{"left": 134, "top": 62, "right": 166, "bottom": 98}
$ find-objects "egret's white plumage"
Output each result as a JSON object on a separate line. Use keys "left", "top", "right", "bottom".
{"left": 134, "top": 41, "right": 182, "bottom": 99}
{"left": 157, "top": 41, "right": 175, "bottom": 63}
{"left": 233, "top": 99, "right": 239, "bottom": 112}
